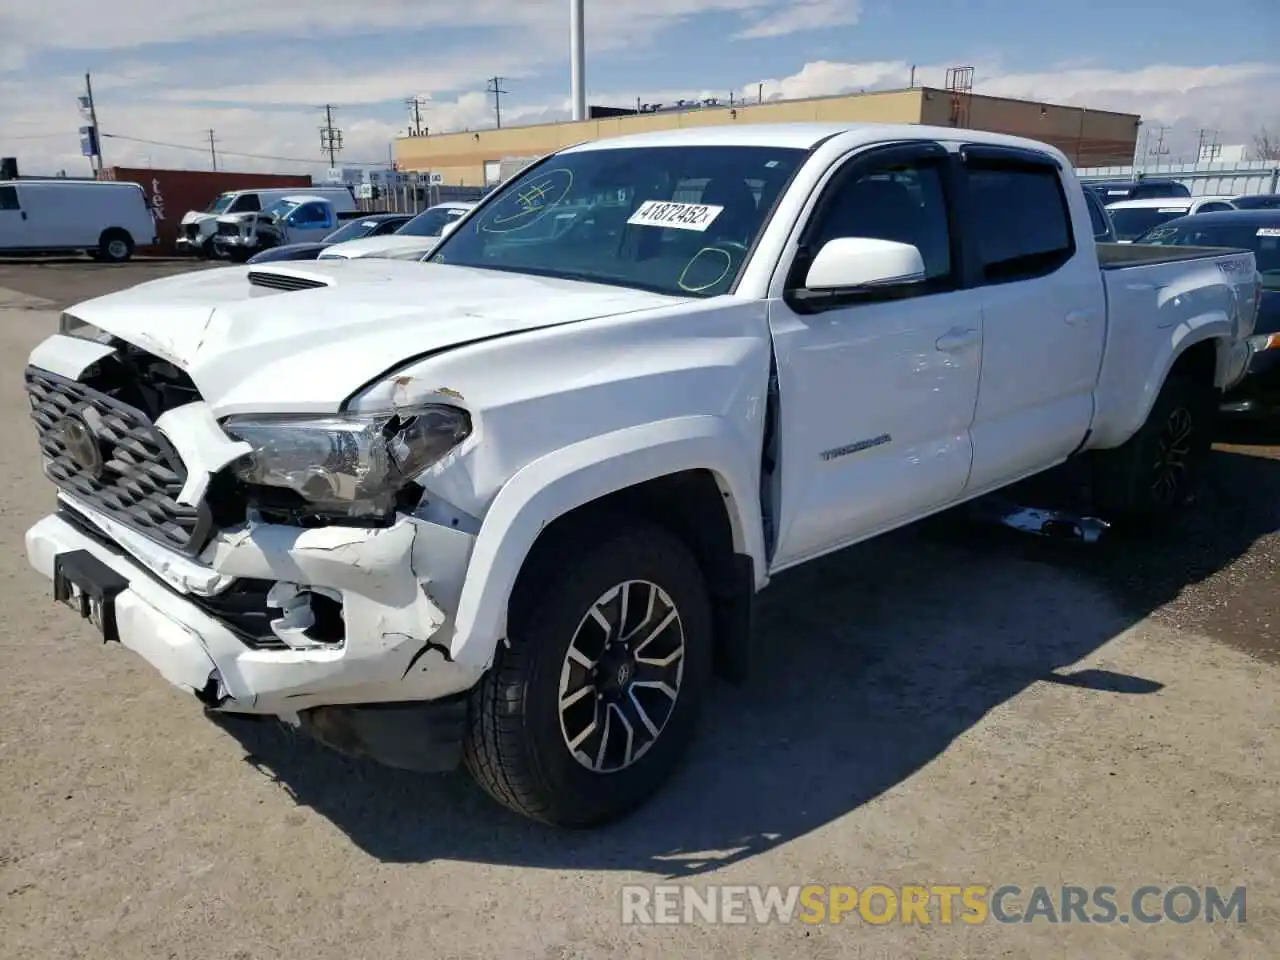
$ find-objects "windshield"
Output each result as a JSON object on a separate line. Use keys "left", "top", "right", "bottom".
{"left": 1230, "top": 195, "right": 1280, "bottom": 211}
{"left": 399, "top": 206, "right": 471, "bottom": 237}
{"left": 263, "top": 198, "right": 302, "bottom": 220}
{"left": 428, "top": 145, "right": 807, "bottom": 297}
{"left": 1110, "top": 206, "right": 1186, "bottom": 242}
{"left": 206, "top": 193, "right": 235, "bottom": 213}
{"left": 1139, "top": 221, "right": 1280, "bottom": 289}
{"left": 324, "top": 218, "right": 385, "bottom": 243}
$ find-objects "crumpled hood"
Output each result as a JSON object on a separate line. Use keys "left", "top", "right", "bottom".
{"left": 318, "top": 234, "right": 442, "bottom": 260}
{"left": 181, "top": 211, "right": 219, "bottom": 225}
{"left": 66, "top": 259, "right": 689, "bottom": 415}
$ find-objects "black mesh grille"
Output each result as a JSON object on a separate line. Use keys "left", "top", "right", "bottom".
{"left": 184, "top": 223, "right": 201, "bottom": 240}
{"left": 247, "top": 270, "right": 328, "bottom": 292}
{"left": 25, "top": 367, "right": 213, "bottom": 556}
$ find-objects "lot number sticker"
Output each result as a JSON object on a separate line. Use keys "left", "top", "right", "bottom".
{"left": 628, "top": 201, "right": 724, "bottom": 232}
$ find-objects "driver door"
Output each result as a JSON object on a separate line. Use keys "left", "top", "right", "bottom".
{"left": 766, "top": 141, "right": 984, "bottom": 569}
{"left": 286, "top": 202, "right": 335, "bottom": 243}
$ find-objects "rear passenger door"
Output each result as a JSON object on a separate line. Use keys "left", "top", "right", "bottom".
{"left": 959, "top": 145, "right": 1106, "bottom": 493}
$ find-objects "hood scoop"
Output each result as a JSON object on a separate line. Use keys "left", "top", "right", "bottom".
{"left": 247, "top": 269, "right": 333, "bottom": 293}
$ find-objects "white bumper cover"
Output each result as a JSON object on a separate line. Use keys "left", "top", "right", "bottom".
{"left": 25, "top": 502, "right": 485, "bottom": 716}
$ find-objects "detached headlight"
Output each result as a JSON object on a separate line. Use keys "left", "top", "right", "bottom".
{"left": 59, "top": 313, "right": 113, "bottom": 343}
{"left": 223, "top": 405, "right": 471, "bottom": 518}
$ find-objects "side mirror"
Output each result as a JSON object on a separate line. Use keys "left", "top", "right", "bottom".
{"left": 804, "top": 237, "right": 926, "bottom": 290}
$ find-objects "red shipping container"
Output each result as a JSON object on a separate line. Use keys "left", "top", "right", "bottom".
{"left": 98, "top": 167, "right": 314, "bottom": 255}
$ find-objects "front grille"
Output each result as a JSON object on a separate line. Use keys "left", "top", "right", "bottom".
{"left": 184, "top": 223, "right": 201, "bottom": 241}
{"left": 216, "top": 221, "right": 240, "bottom": 238}
{"left": 26, "top": 367, "right": 213, "bottom": 556}
{"left": 247, "top": 270, "right": 328, "bottom": 292}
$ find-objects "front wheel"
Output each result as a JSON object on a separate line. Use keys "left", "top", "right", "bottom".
{"left": 1091, "top": 373, "right": 1216, "bottom": 531}
{"left": 464, "top": 517, "right": 713, "bottom": 827}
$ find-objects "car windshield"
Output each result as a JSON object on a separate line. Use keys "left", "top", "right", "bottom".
{"left": 1110, "top": 206, "right": 1187, "bottom": 242}
{"left": 1139, "top": 220, "right": 1280, "bottom": 289}
{"left": 206, "top": 193, "right": 235, "bottom": 213}
{"left": 324, "top": 218, "right": 385, "bottom": 243}
{"left": 428, "top": 144, "right": 807, "bottom": 297}
{"left": 399, "top": 206, "right": 471, "bottom": 237}
{"left": 263, "top": 198, "right": 302, "bottom": 220}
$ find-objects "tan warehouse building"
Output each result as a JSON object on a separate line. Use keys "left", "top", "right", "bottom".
{"left": 395, "top": 86, "right": 1141, "bottom": 186}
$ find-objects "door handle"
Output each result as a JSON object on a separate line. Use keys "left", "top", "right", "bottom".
{"left": 936, "top": 327, "right": 979, "bottom": 352}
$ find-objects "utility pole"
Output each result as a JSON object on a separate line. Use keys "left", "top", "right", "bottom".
{"left": 319, "top": 104, "right": 343, "bottom": 166}
{"left": 486, "top": 76, "right": 508, "bottom": 129}
{"left": 404, "top": 95, "right": 430, "bottom": 136}
{"left": 84, "top": 72, "right": 103, "bottom": 173}
{"left": 570, "top": 0, "right": 586, "bottom": 121}
{"left": 206, "top": 129, "right": 218, "bottom": 170}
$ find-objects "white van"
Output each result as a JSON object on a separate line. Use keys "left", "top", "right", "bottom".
{"left": 0, "top": 180, "right": 156, "bottom": 262}
{"left": 177, "top": 186, "right": 356, "bottom": 257}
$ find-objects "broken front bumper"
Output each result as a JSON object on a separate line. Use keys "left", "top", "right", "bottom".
{"left": 25, "top": 497, "right": 485, "bottom": 720}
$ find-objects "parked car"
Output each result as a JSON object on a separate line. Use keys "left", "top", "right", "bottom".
{"left": 177, "top": 185, "right": 355, "bottom": 258}
{"left": 246, "top": 213, "right": 415, "bottom": 264}
{"left": 23, "top": 123, "right": 1259, "bottom": 827}
{"left": 1105, "top": 195, "right": 1238, "bottom": 242}
{"left": 318, "top": 201, "right": 475, "bottom": 260}
{"left": 0, "top": 179, "right": 156, "bottom": 262}
{"left": 1136, "top": 209, "right": 1279, "bottom": 415}
{"left": 1083, "top": 178, "right": 1191, "bottom": 204}
{"left": 1226, "top": 194, "right": 1280, "bottom": 211}
{"left": 212, "top": 195, "right": 368, "bottom": 262}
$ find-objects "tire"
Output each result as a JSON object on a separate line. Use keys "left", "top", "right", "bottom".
{"left": 97, "top": 229, "right": 133, "bottom": 263}
{"left": 1091, "top": 372, "right": 1216, "bottom": 531}
{"left": 201, "top": 237, "right": 217, "bottom": 260}
{"left": 463, "top": 515, "right": 714, "bottom": 827}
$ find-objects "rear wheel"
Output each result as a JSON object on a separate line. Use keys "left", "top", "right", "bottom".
{"left": 1091, "top": 373, "right": 1216, "bottom": 531}
{"left": 96, "top": 229, "right": 133, "bottom": 263}
{"left": 463, "top": 516, "right": 713, "bottom": 827}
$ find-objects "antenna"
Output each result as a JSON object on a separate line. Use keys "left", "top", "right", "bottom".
{"left": 319, "top": 104, "right": 343, "bottom": 166}
{"left": 945, "top": 65, "right": 974, "bottom": 127}
{"left": 486, "top": 76, "right": 508, "bottom": 129}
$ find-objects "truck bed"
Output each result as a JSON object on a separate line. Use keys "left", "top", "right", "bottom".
{"left": 1097, "top": 242, "right": 1244, "bottom": 270}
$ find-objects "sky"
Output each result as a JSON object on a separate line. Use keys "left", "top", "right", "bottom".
{"left": 3, "top": 0, "right": 1279, "bottom": 177}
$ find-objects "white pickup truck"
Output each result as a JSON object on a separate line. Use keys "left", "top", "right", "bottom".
{"left": 23, "top": 123, "right": 1261, "bottom": 827}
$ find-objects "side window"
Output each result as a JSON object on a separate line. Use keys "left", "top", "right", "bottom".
{"left": 809, "top": 160, "right": 953, "bottom": 283}
{"left": 0, "top": 186, "right": 19, "bottom": 210}
{"left": 230, "top": 194, "right": 261, "bottom": 213}
{"left": 292, "top": 202, "right": 329, "bottom": 226}
{"left": 966, "top": 165, "right": 1074, "bottom": 283}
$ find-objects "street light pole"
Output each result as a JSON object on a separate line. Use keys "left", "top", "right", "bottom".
{"left": 570, "top": 0, "right": 586, "bottom": 121}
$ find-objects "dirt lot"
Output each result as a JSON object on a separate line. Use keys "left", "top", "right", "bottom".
{"left": 0, "top": 262, "right": 1277, "bottom": 959}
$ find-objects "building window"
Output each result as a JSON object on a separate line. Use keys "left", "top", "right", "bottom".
{"left": 484, "top": 161, "right": 501, "bottom": 186}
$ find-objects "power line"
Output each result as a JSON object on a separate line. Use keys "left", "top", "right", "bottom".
{"left": 99, "top": 132, "right": 385, "bottom": 166}
{"left": 486, "top": 76, "right": 508, "bottom": 129}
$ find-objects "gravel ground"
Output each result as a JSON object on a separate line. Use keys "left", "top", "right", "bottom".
{"left": 0, "top": 263, "right": 1277, "bottom": 959}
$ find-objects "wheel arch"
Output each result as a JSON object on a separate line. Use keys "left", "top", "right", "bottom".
{"left": 448, "top": 417, "right": 767, "bottom": 674}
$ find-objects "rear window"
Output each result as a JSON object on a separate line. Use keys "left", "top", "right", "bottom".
{"left": 968, "top": 166, "right": 1075, "bottom": 281}
{"left": 1110, "top": 207, "right": 1186, "bottom": 242}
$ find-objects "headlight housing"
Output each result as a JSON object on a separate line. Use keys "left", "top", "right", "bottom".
{"left": 222, "top": 405, "right": 471, "bottom": 519}
{"left": 59, "top": 313, "right": 114, "bottom": 343}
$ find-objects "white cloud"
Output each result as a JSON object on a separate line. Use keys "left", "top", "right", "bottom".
{"left": 733, "top": 0, "right": 862, "bottom": 40}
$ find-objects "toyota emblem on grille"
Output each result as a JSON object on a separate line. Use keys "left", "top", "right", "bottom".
{"left": 56, "top": 415, "right": 105, "bottom": 478}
